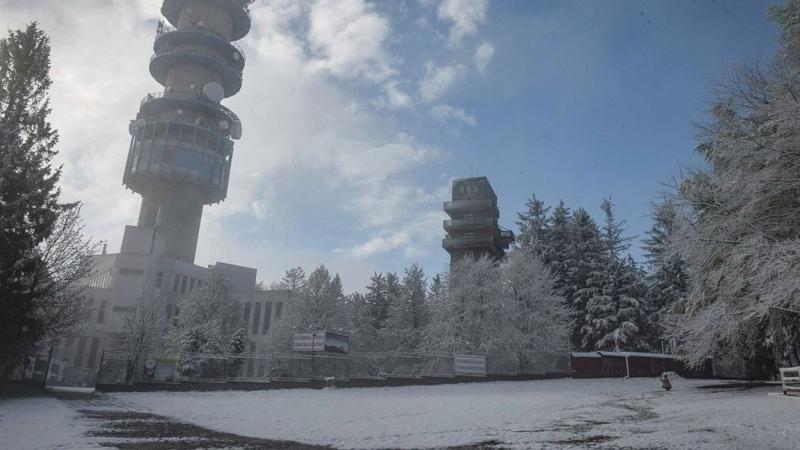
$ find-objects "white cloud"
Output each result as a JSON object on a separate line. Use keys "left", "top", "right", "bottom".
{"left": 0, "top": 0, "right": 458, "bottom": 291}
{"left": 437, "top": 0, "right": 490, "bottom": 46}
{"left": 382, "top": 80, "right": 412, "bottom": 108}
{"left": 430, "top": 104, "right": 477, "bottom": 126}
{"left": 347, "top": 210, "right": 445, "bottom": 259}
{"left": 306, "top": 0, "right": 394, "bottom": 82}
{"left": 474, "top": 41, "right": 495, "bottom": 75}
{"left": 420, "top": 62, "right": 465, "bottom": 102}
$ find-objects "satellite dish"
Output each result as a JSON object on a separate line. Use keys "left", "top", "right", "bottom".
{"left": 128, "top": 120, "right": 138, "bottom": 135}
{"left": 230, "top": 122, "right": 242, "bottom": 140}
{"left": 233, "top": 52, "right": 241, "bottom": 61}
{"left": 219, "top": 120, "right": 230, "bottom": 130}
{"left": 203, "top": 82, "right": 224, "bottom": 103}
{"left": 145, "top": 359, "right": 156, "bottom": 370}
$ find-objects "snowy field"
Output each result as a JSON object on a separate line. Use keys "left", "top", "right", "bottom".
{"left": 1, "top": 378, "right": 799, "bottom": 449}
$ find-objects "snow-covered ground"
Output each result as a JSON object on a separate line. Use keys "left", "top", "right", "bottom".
{"left": 2, "top": 378, "right": 798, "bottom": 449}
{"left": 0, "top": 395, "right": 90, "bottom": 449}
{"left": 109, "top": 378, "right": 798, "bottom": 449}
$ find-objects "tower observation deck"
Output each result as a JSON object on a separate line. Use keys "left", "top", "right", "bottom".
{"left": 443, "top": 177, "right": 515, "bottom": 265}
{"left": 123, "top": 0, "right": 253, "bottom": 262}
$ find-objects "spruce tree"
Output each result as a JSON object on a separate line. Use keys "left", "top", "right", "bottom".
{"left": 385, "top": 264, "right": 428, "bottom": 352}
{"left": 516, "top": 194, "right": 550, "bottom": 252}
{"left": 0, "top": 24, "right": 92, "bottom": 372}
{"left": 642, "top": 199, "right": 689, "bottom": 350}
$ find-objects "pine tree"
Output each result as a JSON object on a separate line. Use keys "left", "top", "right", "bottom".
{"left": 566, "top": 208, "right": 604, "bottom": 348}
{"left": 281, "top": 266, "right": 306, "bottom": 291}
{"left": 580, "top": 199, "right": 649, "bottom": 351}
{"left": 0, "top": 24, "right": 94, "bottom": 372}
{"left": 385, "top": 264, "right": 428, "bottom": 352}
{"left": 642, "top": 199, "right": 689, "bottom": 350}
{"left": 516, "top": 194, "right": 550, "bottom": 252}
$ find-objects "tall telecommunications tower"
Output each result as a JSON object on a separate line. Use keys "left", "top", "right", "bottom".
{"left": 123, "top": 0, "right": 252, "bottom": 262}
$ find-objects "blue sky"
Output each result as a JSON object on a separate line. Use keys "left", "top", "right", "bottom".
{"left": 0, "top": 0, "right": 782, "bottom": 291}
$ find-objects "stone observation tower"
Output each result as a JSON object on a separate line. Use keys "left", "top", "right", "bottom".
{"left": 123, "top": 0, "right": 253, "bottom": 262}
{"left": 443, "top": 177, "right": 515, "bottom": 265}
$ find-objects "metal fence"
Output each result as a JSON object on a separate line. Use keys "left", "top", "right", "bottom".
{"left": 98, "top": 349, "right": 570, "bottom": 385}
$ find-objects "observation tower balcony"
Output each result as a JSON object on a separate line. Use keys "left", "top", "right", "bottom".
{"left": 156, "top": 21, "right": 245, "bottom": 68}
{"left": 161, "top": 0, "right": 253, "bottom": 41}
{"left": 123, "top": 118, "right": 233, "bottom": 204}
{"left": 138, "top": 90, "right": 242, "bottom": 140}
{"left": 150, "top": 42, "right": 243, "bottom": 97}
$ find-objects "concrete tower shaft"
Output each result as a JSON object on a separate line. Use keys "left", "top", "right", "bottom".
{"left": 123, "top": 0, "right": 251, "bottom": 262}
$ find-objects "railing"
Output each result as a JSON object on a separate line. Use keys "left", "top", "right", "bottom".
{"left": 443, "top": 217, "right": 495, "bottom": 229}
{"left": 155, "top": 20, "right": 246, "bottom": 65}
{"left": 780, "top": 366, "right": 800, "bottom": 395}
{"left": 444, "top": 199, "right": 497, "bottom": 211}
{"left": 98, "top": 350, "right": 571, "bottom": 385}
{"left": 139, "top": 90, "right": 241, "bottom": 128}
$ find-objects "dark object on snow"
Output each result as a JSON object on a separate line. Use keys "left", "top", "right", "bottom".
{"left": 661, "top": 373, "right": 672, "bottom": 391}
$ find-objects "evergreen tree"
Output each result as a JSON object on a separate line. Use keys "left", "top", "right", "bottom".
{"left": 385, "top": 264, "right": 428, "bottom": 352}
{"left": 642, "top": 199, "right": 689, "bottom": 350}
{"left": 281, "top": 266, "right": 306, "bottom": 291}
{"left": 0, "top": 24, "right": 94, "bottom": 372}
{"left": 516, "top": 194, "right": 550, "bottom": 252}
{"left": 565, "top": 208, "right": 604, "bottom": 348}
{"left": 580, "top": 199, "right": 649, "bottom": 351}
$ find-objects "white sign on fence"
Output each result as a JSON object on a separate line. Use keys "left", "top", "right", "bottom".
{"left": 454, "top": 354, "right": 487, "bottom": 376}
{"left": 292, "top": 332, "right": 326, "bottom": 352}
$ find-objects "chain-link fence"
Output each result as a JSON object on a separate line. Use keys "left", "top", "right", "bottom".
{"left": 98, "top": 349, "right": 570, "bottom": 386}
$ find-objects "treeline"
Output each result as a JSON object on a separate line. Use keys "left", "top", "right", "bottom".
{"left": 516, "top": 197, "right": 667, "bottom": 353}
{"left": 270, "top": 255, "right": 570, "bottom": 358}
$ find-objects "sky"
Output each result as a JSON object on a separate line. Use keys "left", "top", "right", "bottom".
{"left": 0, "top": 0, "right": 782, "bottom": 292}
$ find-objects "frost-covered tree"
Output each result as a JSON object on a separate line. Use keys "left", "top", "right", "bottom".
{"left": 501, "top": 251, "right": 570, "bottom": 358}
{"left": 169, "top": 270, "right": 244, "bottom": 375}
{"left": 116, "top": 296, "right": 166, "bottom": 384}
{"left": 425, "top": 256, "right": 514, "bottom": 354}
{"left": 270, "top": 266, "right": 347, "bottom": 351}
{"left": 658, "top": 1, "right": 800, "bottom": 369}
{"left": 0, "top": 24, "right": 95, "bottom": 374}
{"left": 281, "top": 266, "right": 306, "bottom": 291}
{"left": 642, "top": 199, "right": 689, "bottom": 350}
{"left": 385, "top": 264, "right": 428, "bottom": 352}
{"left": 564, "top": 208, "right": 604, "bottom": 347}
{"left": 580, "top": 200, "right": 649, "bottom": 351}
{"left": 516, "top": 194, "right": 550, "bottom": 252}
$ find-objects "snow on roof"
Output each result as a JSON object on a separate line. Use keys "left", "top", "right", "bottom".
{"left": 570, "top": 352, "right": 602, "bottom": 358}
{"left": 596, "top": 351, "right": 675, "bottom": 359}
{"left": 570, "top": 351, "right": 676, "bottom": 359}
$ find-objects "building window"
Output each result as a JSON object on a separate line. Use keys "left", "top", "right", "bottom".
{"left": 252, "top": 302, "right": 261, "bottom": 335}
{"left": 243, "top": 302, "right": 251, "bottom": 324}
{"left": 87, "top": 338, "right": 100, "bottom": 369}
{"left": 275, "top": 302, "right": 283, "bottom": 320}
{"left": 180, "top": 275, "right": 188, "bottom": 293}
{"left": 173, "top": 274, "right": 180, "bottom": 293}
{"left": 156, "top": 271, "right": 164, "bottom": 288}
{"left": 96, "top": 300, "right": 107, "bottom": 324}
{"left": 74, "top": 336, "right": 87, "bottom": 368}
{"left": 189, "top": 278, "right": 195, "bottom": 291}
{"left": 262, "top": 302, "right": 272, "bottom": 335}
{"left": 119, "top": 268, "right": 144, "bottom": 275}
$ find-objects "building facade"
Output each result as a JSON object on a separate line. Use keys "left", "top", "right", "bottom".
{"left": 443, "top": 177, "right": 515, "bottom": 265}
{"left": 44, "top": 0, "right": 291, "bottom": 387}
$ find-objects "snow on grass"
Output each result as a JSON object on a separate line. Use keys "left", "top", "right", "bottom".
{"left": 109, "top": 378, "right": 800, "bottom": 449}
{"left": 0, "top": 395, "right": 93, "bottom": 450}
